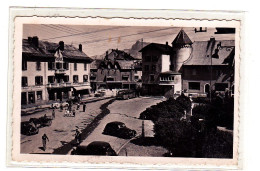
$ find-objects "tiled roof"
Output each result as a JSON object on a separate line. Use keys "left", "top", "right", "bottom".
{"left": 184, "top": 40, "right": 235, "bottom": 66}
{"left": 116, "top": 60, "right": 135, "bottom": 69}
{"left": 90, "top": 59, "right": 103, "bottom": 69}
{"left": 139, "top": 43, "right": 172, "bottom": 54}
{"left": 172, "top": 29, "right": 193, "bottom": 46}
{"left": 22, "top": 39, "right": 93, "bottom": 62}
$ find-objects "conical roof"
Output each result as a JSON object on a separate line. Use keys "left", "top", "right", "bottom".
{"left": 172, "top": 29, "right": 193, "bottom": 46}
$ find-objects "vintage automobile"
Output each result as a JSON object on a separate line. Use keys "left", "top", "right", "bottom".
{"left": 51, "top": 102, "right": 69, "bottom": 109}
{"left": 21, "top": 121, "right": 39, "bottom": 136}
{"left": 116, "top": 89, "right": 136, "bottom": 100}
{"left": 29, "top": 115, "right": 53, "bottom": 128}
{"left": 71, "top": 141, "right": 117, "bottom": 156}
{"left": 103, "top": 121, "right": 136, "bottom": 139}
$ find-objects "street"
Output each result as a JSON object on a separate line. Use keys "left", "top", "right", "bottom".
{"left": 21, "top": 96, "right": 167, "bottom": 156}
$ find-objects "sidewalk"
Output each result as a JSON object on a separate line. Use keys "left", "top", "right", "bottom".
{"left": 21, "top": 95, "right": 114, "bottom": 116}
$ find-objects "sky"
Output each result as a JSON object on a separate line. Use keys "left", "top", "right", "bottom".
{"left": 23, "top": 24, "right": 235, "bottom": 57}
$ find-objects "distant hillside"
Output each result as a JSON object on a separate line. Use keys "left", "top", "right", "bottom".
{"left": 91, "top": 40, "right": 150, "bottom": 60}
{"left": 124, "top": 40, "right": 150, "bottom": 59}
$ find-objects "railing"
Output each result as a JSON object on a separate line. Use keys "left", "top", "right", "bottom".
{"left": 46, "top": 82, "right": 90, "bottom": 88}
{"left": 54, "top": 69, "right": 66, "bottom": 74}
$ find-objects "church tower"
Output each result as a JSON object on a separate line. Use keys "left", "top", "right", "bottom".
{"left": 172, "top": 29, "right": 193, "bottom": 72}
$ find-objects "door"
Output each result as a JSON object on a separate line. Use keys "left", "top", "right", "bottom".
{"left": 21, "top": 92, "right": 27, "bottom": 105}
{"left": 205, "top": 84, "right": 210, "bottom": 94}
{"left": 28, "top": 92, "right": 35, "bottom": 104}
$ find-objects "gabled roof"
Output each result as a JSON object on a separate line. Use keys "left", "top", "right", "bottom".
{"left": 139, "top": 43, "right": 172, "bottom": 54}
{"left": 109, "top": 49, "right": 138, "bottom": 60}
{"left": 116, "top": 60, "right": 135, "bottom": 70}
{"left": 22, "top": 39, "right": 93, "bottom": 63}
{"left": 184, "top": 40, "right": 235, "bottom": 66}
{"left": 90, "top": 59, "right": 103, "bottom": 69}
{"left": 172, "top": 29, "right": 193, "bottom": 46}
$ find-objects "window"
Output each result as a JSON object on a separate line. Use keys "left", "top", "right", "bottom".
{"left": 152, "top": 65, "right": 156, "bottom": 71}
{"left": 64, "top": 75, "right": 69, "bottom": 82}
{"left": 145, "top": 56, "right": 151, "bottom": 62}
{"left": 144, "top": 65, "right": 149, "bottom": 71}
{"left": 56, "top": 62, "right": 62, "bottom": 69}
{"left": 107, "top": 77, "right": 114, "bottom": 81}
{"left": 48, "top": 62, "right": 55, "bottom": 70}
{"left": 36, "top": 61, "right": 41, "bottom": 70}
{"left": 48, "top": 76, "right": 55, "bottom": 83}
{"left": 22, "top": 60, "right": 27, "bottom": 70}
{"left": 36, "top": 91, "right": 42, "bottom": 100}
{"left": 83, "top": 75, "right": 88, "bottom": 82}
{"left": 134, "top": 76, "right": 139, "bottom": 80}
{"left": 63, "top": 62, "right": 69, "bottom": 70}
{"left": 22, "top": 77, "right": 28, "bottom": 87}
{"left": 35, "top": 76, "right": 43, "bottom": 86}
{"left": 122, "top": 75, "right": 129, "bottom": 81}
{"left": 84, "top": 63, "right": 87, "bottom": 71}
{"left": 74, "top": 63, "right": 77, "bottom": 71}
{"left": 215, "top": 83, "right": 228, "bottom": 91}
{"left": 150, "top": 75, "right": 155, "bottom": 82}
{"left": 188, "top": 82, "right": 200, "bottom": 90}
{"left": 73, "top": 75, "right": 78, "bottom": 83}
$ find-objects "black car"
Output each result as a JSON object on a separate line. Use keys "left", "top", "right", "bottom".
{"left": 103, "top": 121, "right": 137, "bottom": 139}
{"left": 29, "top": 115, "right": 52, "bottom": 128}
{"left": 71, "top": 141, "right": 117, "bottom": 156}
{"left": 21, "top": 121, "right": 39, "bottom": 136}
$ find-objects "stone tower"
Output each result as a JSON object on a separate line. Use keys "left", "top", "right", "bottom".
{"left": 172, "top": 29, "right": 193, "bottom": 72}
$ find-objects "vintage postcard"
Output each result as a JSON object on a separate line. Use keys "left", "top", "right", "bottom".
{"left": 7, "top": 8, "right": 243, "bottom": 169}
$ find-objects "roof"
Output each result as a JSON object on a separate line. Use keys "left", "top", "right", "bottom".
{"left": 109, "top": 49, "right": 138, "bottom": 60}
{"left": 22, "top": 39, "right": 93, "bottom": 63}
{"left": 116, "top": 60, "right": 135, "bottom": 69}
{"left": 183, "top": 40, "right": 235, "bottom": 66}
{"left": 90, "top": 59, "right": 102, "bottom": 69}
{"left": 139, "top": 43, "right": 172, "bottom": 54}
{"left": 172, "top": 29, "right": 193, "bottom": 46}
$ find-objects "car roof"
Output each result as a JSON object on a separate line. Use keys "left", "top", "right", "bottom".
{"left": 88, "top": 141, "right": 111, "bottom": 147}
{"left": 107, "top": 121, "right": 125, "bottom": 125}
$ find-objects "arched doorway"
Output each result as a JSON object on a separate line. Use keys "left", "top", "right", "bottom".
{"left": 204, "top": 84, "right": 210, "bottom": 95}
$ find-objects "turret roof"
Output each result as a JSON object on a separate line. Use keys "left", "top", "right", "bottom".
{"left": 172, "top": 29, "right": 193, "bottom": 45}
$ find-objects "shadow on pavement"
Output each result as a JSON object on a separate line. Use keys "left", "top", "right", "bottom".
{"left": 130, "top": 137, "right": 160, "bottom": 146}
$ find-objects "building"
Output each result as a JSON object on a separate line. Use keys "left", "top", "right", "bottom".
{"left": 21, "top": 36, "right": 93, "bottom": 106}
{"left": 140, "top": 29, "right": 235, "bottom": 97}
{"left": 90, "top": 49, "right": 142, "bottom": 90}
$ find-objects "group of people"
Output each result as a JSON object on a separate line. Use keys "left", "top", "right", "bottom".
{"left": 41, "top": 102, "right": 87, "bottom": 151}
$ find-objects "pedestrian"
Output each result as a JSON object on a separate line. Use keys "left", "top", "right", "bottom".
{"left": 60, "top": 104, "right": 63, "bottom": 111}
{"left": 52, "top": 109, "right": 55, "bottom": 119}
{"left": 42, "top": 133, "right": 49, "bottom": 151}
{"left": 83, "top": 103, "right": 86, "bottom": 112}
{"left": 77, "top": 103, "right": 80, "bottom": 110}
{"left": 73, "top": 108, "right": 76, "bottom": 117}
{"left": 75, "top": 129, "right": 81, "bottom": 144}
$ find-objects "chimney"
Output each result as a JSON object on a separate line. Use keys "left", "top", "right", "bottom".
{"left": 28, "top": 37, "right": 32, "bottom": 43}
{"left": 59, "top": 41, "right": 64, "bottom": 51}
{"left": 32, "top": 36, "right": 39, "bottom": 47}
{"left": 166, "top": 41, "right": 168, "bottom": 46}
{"left": 79, "top": 44, "right": 82, "bottom": 51}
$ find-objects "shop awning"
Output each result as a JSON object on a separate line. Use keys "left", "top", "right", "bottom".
{"left": 73, "top": 86, "right": 91, "bottom": 91}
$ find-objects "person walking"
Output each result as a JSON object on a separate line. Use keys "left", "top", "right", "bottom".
{"left": 52, "top": 109, "right": 55, "bottom": 119}
{"left": 77, "top": 103, "right": 80, "bottom": 110}
{"left": 83, "top": 103, "right": 86, "bottom": 112}
{"left": 75, "top": 129, "right": 81, "bottom": 144}
{"left": 42, "top": 133, "right": 49, "bottom": 151}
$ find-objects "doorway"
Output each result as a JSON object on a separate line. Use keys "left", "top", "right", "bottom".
{"left": 28, "top": 92, "right": 35, "bottom": 104}
{"left": 204, "top": 84, "right": 210, "bottom": 94}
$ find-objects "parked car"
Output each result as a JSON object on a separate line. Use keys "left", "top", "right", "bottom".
{"left": 51, "top": 102, "right": 69, "bottom": 109}
{"left": 71, "top": 141, "right": 117, "bottom": 156}
{"left": 21, "top": 121, "right": 39, "bottom": 136}
{"left": 29, "top": 115, "right": 52, "bottom": 128}
{"left": 116, "top": 89, "right": 136, "bottom": 100}
{"left": 94, "top": 91, "right": 105, "bottom": 97}
{"left": 103, "top": 121, "right": 136, "bottom": 139}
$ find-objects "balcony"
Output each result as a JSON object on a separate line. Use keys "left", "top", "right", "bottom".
{"left": 46, "top": 82, "right": 73, "bottom": 88}
{"left": 54, "top": 69, "right": 66, "bottom": 75}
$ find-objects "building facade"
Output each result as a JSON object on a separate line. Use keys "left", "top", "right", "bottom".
{"left": 90, "top": 49, "right": 142, "bottom": 90}
{"left": 21, "top": 36, "right": 93, "bottom": 106}
{"left": 141, "top": 29, "right": 235, "bottom": 97}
